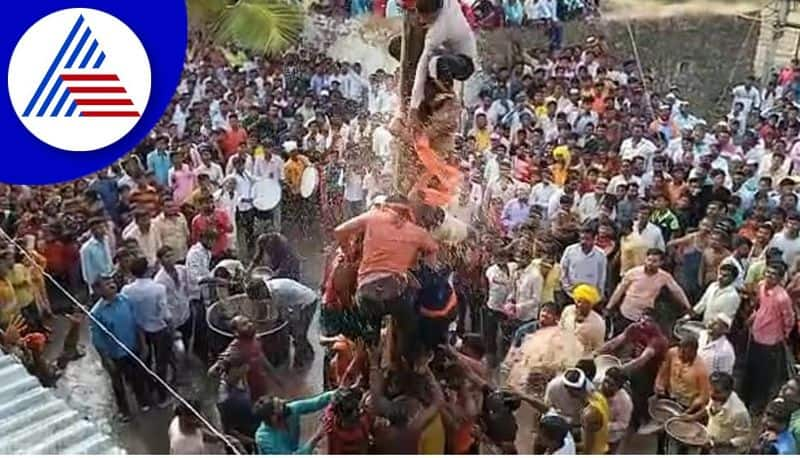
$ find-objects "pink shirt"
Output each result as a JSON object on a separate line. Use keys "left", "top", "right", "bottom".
{"left": 169, "top": 164, "right": 196, "bottom": 204}
{"left": 619, "top": 267, "right": 689, "bottom": 321}
{"left": 752, "top": 282, "right": 795, "bottom": 346}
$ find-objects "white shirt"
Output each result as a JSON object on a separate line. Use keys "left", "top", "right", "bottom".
{"left": 168, "top": 417, "right": 206, "bottom": 455}
{"left": 122, "top": 223, "right": 162, "bottom": 267}
{"left": 485, "top": 263, "right": 518, "bottom": 312}
{"left": 619, "top": 137, "right": 657, "bottom": 162}
{"left": 697, "top": 330, "right": 736, "bottom": 375}
{"left": 185, "top": 242, "right": 212, "bottom": 301}
{"left": 606, "top": 174, "right": 643, "bottom": 195}
{"left": 514, "top": 260, "right": 545, "bottom": 322}
{"left": 633, "top": 220, "right": 666, "bottom": 251}
{"left": 224, "top": 172, "right": 255, "bottom": 212}
{"left": 154, "top": 265, "right": 192, "bottom": 327}
{"left": 559, "top": 244, "right": 608, "bottom": 296}
{"left": 171, "top": 106, "right": 188, "bottom": 139}
{"left": 692, "top": 282, "right": 740, "bottom": 325}
{"left": 225, "top": 154, "right": 254, "bottom": 176}
{"left": 410, "top": 0, "right": 477, "bottom": 110}
{"left": 578, "top": 192, "right": 602, "bottom": 222}
{"left": 372, "top": 125, "right": 393, "bottom": 160}
{"left": 529, "top": 181, "right": 556, "bottom": 215}
{"left": 526, "top": 0, "right": 557, "bottom": 21}
{"left": 343, "top": 170, "right": 365, "bottom": 202}
{"left": 769, "top": 231, "right": 800, "bottom": 272}
{"left": 546, "top": 189, "right": 577, "bottom": 222}
{"left": 253, "top": 155, "right": 284, "bottom": 182}
{"left": 194, "top": 162, "right": 224, "bottom": 186}
{"left": 731, "top": 84, "right": 761, "bottom": 116}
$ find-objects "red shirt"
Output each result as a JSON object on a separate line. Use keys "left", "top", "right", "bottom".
{"left": 218, "top": 127, "right": 248, "bottom": 158}
{"left": 42, "top": 240, "right": 68, "bottom": 276}
{"left": 623, "top": 319, "right": 668, "bottom": 369}
{"left": 191, "top": 210, "right": 233, "bottom": 257}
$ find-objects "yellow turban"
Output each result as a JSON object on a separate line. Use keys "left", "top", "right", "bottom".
{"left": 573, "top": 284, "right": 601, "bottom": 306}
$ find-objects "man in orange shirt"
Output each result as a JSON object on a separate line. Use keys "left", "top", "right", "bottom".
{"left": 334, "top": 195, "right": 438, "bottom": 362}
{"left": 655, "top": 336, "right": 711, "bottom": 412}
{"left": 218, "top": 113, "right": 248, "bottom": 159}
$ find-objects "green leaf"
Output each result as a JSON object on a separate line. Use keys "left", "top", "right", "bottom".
{"left": 186, "top": 0, "right": 227, "bottom": 27}
{"left": 213, "top": 0, "right": 305, "bottom": 55}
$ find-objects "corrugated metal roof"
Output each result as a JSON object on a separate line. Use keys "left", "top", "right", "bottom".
{"left": 0, "top": 351, "right": 125, "bottom": 454}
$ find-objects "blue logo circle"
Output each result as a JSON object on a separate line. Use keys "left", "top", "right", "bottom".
{"left": 2, "top": 0, "right": 187, "bottom": 184}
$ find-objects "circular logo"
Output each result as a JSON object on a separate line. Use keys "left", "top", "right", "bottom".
{"left": 8, "top": 8, "right": 151, "bottom": 152}
{"left": 1, "top": 0, "right": 186, "bottom": 185}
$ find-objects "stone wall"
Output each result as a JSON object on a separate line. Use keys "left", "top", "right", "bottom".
{"left": 479, "top": 13, "right": 759, "bottom": 118}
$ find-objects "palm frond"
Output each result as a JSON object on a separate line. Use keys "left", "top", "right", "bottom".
{"left": 213, "top": 0, "right": 305, "bottom": 55}
{"left": 186, "top": 0, "right": 227, "bottom": 27}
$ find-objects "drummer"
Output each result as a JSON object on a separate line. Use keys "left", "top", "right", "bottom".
{"left": 655, "top": 334, "right": 711, "bottom": 413}
{"left": 245, "top": 276, "right": 319, "bottom": 367}
{"left": 250, "top": 171, "right": 282, "bottom": 238}
{"left": 682, "top": 371, "right": 751, "bottom": 454}
{"left": 597, "top": 308, "right": 668, "bottom": 429}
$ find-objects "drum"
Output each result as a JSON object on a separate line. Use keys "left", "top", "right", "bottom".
{"left": 300, "top": 167, "right": 319, "bottom": 198}
{"left": 252, "top": 179, "right": 281, "bottom": 211}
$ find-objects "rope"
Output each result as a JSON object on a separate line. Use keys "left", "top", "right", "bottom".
{"left": 0, "top": 229, "right": 241, "bottom": 455}
{"left": 624, "top": 20, "right": 654, "bottom": 118}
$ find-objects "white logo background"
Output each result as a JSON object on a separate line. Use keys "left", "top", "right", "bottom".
{"left": 7, "top": 8, "right": 152, "bottom": 152}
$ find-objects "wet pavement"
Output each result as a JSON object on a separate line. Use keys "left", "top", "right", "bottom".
{"left": 43, "top": 218, "right": 657, "bottom": 454}
{"left": 45, "top": 221, "right": 329, "bottom": 454}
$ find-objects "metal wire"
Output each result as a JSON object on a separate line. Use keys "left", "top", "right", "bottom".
{"left": 0, "top": 228, "right": 241, "bottom": 454}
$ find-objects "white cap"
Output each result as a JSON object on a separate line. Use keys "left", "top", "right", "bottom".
{"left": 283, "top": 141, "right": 298, "bottom": 153}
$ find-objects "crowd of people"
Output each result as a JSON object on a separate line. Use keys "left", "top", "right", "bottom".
{"left": 4, "top": 0, "right": 800, "bottom": 454}
{"left": 313, "top": 0, "right": 598, "bottom": 34}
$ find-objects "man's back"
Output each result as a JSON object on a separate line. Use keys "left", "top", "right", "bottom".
{"left": 358, "top": 209, "right": 437, "bottom": 281}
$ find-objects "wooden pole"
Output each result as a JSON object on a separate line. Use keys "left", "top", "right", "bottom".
{"left": 393, "top": 14, "right": 427, "bottom": 194}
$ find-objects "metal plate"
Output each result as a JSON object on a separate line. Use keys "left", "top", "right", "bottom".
{"left": 665, "top": 418, "right": 710, "bottom": 446}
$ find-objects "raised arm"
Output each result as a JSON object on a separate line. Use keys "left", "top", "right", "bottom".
{"left": 665, "top": 274, "right": 692, "bottom": 313}
{"left": 333, "top": 211, "right": 371, "bottom": 250}
{"left": 408, "top": 364, "right": 445, "bottom": 434}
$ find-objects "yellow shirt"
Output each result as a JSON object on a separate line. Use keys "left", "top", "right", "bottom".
{"left": 8, "top": 264, "right": 34, "bottom": 308}
{"left": 551, "top": 164, "right": 568, "bottom": 187}
{"left": 620, "top": 233, "right": 647, "bottom": 276}
{"left": 0, "top": 277, "right": 18, "bottom": 327}
{"left": 586, "top": 392, "right": 611, "bottom": 454}
{"left": 473, "top": 128, "right": 491, "bottom": 152}
{"left": 418, "top": 413, "right": 446, "bottom": 454}
{"left": 529, "top": 260, "right": 561, "bottom": 304}
{"left": 283, "top": 156, "right": 309, "bottom": 193}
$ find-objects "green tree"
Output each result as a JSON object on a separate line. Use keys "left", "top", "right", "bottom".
{"left": 187, "top": 0, "right": 305, "bottom": 55}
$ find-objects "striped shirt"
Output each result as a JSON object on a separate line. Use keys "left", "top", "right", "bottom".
{"left": 129, "top": 184, "right": 160, "bottom": 216}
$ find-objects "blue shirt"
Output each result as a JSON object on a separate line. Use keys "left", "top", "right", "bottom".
{"left": 89, "top": 177, "right": 120, "bottom": 219}
{"left": 501, "top": 198, "right": 531, "bottom": 232}
{"left": 147, "top": 149, "right": 172, "bottom": 186}
{"left": 774, "top": 429, "right": 798, "bottom": 455}
{"left": 79, "top": 237, "right": 112, "bottom": 293}
{"left": 120, "top": 278, "right": 171, "bottom": 333}
{"left": 90, "top": 294, "right": 139, "bottom": 360}
{"left": 255, "top": 391, "right": 333, "bottom": 454}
